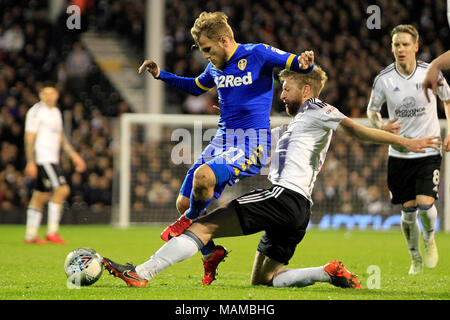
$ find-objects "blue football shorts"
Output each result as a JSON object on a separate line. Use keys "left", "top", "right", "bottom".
{"left": 179, "top": 128, "right": 271, "bottom": 199}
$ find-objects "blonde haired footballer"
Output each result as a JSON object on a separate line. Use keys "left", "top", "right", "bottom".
{"left": 137, "top": 11, "right": 315, "bottom": 285}
{"left": 367, "top": 25, "right": 450, "bottom": 274}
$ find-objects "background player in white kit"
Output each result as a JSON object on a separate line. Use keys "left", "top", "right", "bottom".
{"left": 24, "top": 86, "right": 86, "bottom": 244}
{"left": 101, "top": 66, "right": 439, "bottom": 288}
{"left": 367, "top": 25, "right": 450, "bottom": 274}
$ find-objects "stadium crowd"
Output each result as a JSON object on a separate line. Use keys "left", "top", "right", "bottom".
{"left": 0, "top": 1, "right": 130, "bottom": 215}
{"left": 0, "top": 0, "right": 448, "bottom": 222}
{"left": 114, "top": 0, "right": 447, "bottom": 221}
{"left": 171, "top": 0, "right": 448, "bottom": 116}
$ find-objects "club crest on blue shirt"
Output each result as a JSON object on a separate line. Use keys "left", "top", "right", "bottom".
{"left": 238, "top": 59, "right": 247, "bottom": 71}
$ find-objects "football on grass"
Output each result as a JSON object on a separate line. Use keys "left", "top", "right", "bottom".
{"left": 64, "top": 247, "right": 103, "bottom": 286}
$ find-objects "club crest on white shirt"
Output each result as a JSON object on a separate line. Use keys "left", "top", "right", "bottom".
{"left": 402, "top": 96, "right": 416, "bottom": 108}
{"left": 394, "top": 96, "right": 425, "bottom": 118}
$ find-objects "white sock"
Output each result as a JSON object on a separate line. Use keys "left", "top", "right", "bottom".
{"left": 273, "top": 267, "right": 331, "bottom": 287}
{"left": 135, "top": 234, "right": 200, "bottom": 281}
{"left": 25, "top": 208, "right": 42, "bottom": 240}
{"left": 418, "top": 204, "right": 437, "bottom": 242}
{"left": 401, "top": 207, "right": 421, "bottom": 257}
{"left": 47, "top": 202, "right": 62, "bottom": 234}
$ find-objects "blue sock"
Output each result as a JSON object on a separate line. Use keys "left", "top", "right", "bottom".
{"left": 185, "top": 195, "right": 213, "bottom": 220}
{"left": 201, "top": 240, "right": 216, "bottom": 256}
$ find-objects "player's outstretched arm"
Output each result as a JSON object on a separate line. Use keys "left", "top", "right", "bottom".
{"left": 337, "top": 117, "right": 441, "bottom": 153}
{"left": 423, "top": 50, "right": 450, "bottom": 102}
{"left": 138, "top": 59, "right": 213, "bottom": 96}
{"left": 138, "top": 59, "right": 160, "bottom": 78}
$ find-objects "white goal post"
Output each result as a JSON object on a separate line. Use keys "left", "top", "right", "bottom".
{"left": 114, "top": 113, "right": 450, "bottom": 232}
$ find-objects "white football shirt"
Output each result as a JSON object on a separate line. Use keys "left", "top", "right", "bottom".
{"left": 268, "top": 98, "right": 347, "bottom": 204}
{"left": 367, "top": 61, "right": 450, "bottom": 158}
{"left": 24, "top": 102, "right": 63, "bottom": 164}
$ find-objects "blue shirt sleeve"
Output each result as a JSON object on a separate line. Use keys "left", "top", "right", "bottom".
{"left": 255, "top": 44, "right": 314, "bottom": 74}
{"left": 158, "top": 64, "right": 216, "bottom": 96}
{"left": 195, "top": 63, "right": 216, "bottom": 91}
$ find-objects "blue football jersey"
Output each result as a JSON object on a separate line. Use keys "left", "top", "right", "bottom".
{"left": 159, "top": 43, "right": 314, "bottom": 199}
{"left": 159, "top": 43, "right": 313, "bottom": 132}
{"left": 195, "top": 43, "right": 307, "bottom": 131}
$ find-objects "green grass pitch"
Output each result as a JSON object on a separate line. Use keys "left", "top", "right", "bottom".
{"left": 0, "top": 224, "right": 449, "bottom": 300}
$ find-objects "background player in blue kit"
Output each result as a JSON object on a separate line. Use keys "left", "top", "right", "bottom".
{"left": 138, "top": 11, "right": 314, "bottom": 285}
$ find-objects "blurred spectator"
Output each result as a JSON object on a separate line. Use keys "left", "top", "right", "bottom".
{"left": 0, "top": 24, "right": 25, "bottom": 52}
{"left": 0, "top": 1, "right": 120, "bottom": 214}
{"left": 182, "top": 94, "right": 210, "bottom": 114}
{"left": 69, "top": 172, "right": 85, "bottom": 205}
{"left": 121, "top": 0, "right": 448, "bottom": 118}
{"left": 65, "top": 42, "right": 92, "bottom": 97}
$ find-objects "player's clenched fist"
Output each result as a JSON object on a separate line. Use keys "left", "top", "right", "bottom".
{"left": 24, "top": 161, "right": 38, "bottom": 179}
{"left": 71, "top": 153, "right": 87, "bottom": 173}
{"left": 138, "top": 59, "right": 160, "bottom": 78}
{"left": 298, "top": 50, "right": 314, "bottom": 69}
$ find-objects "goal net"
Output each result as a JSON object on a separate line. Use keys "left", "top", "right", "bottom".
{"left": 112, "top": 114, "right": 450, "bottom": 232}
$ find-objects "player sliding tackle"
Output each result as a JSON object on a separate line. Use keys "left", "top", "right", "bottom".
{"left": 137, "top": 11, "right": 315, "bottom": 285}
{"left": 103, "top": 65, "right": 440, "bottom": 288}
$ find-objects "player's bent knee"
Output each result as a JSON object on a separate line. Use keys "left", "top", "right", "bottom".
{"left": 250, "top": 276, "right": 272, "bottom": 286}
{"left": 416, "top": 195, "right": 435, "bottom": 208}
{"left": 54, "top": 185, "right": 70, "bottom": 199}
{"left": 193, "top": 165, "right": 216, "bottom": 188}
{"left": 402, "top": 200, "right": 417, "bottom": 208}
{"left": 250, "top": 252, "right": 283, "bottom": 286}
{"left": 30, "top": 191, "right": 50, "bottom": 209}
